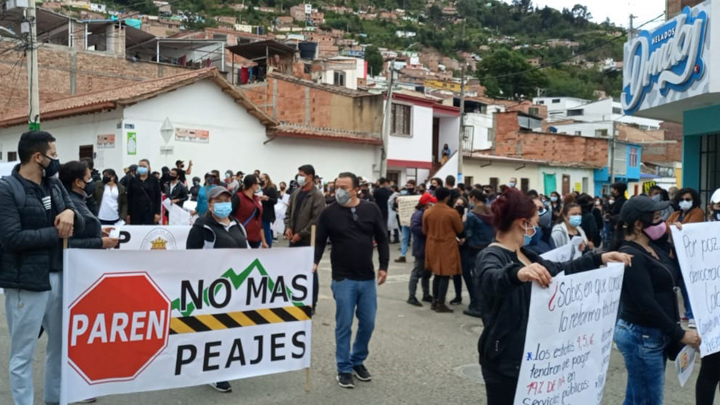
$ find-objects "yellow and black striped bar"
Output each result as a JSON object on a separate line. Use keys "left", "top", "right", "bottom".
{"left": 169, "top": 305, "right": 312, "bottom": 335}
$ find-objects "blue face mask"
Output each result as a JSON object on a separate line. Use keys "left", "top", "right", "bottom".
{"left": 137, "top": 166, "right": 149, "bottom": 175}
{"left": 401, "top": 190, "right": 408, "bottom": 195}
{"left": 550, "top": 196, "right": 558, "bottom": 203}
{"left": 523, "top": 222, "right": 539, "bottom": 246}
{"left": 213, "top": 202, "right": 232, "bottom": 219}
{"left": 569, "top": 215, "right": 583, "bottom": 228}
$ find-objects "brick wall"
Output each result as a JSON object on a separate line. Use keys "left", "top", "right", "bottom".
{"left": 493, "top": 111, "right": 608, "bottom": 167}
{"left": 668, "top": 0, "right": 704, "bottom": 17}
{"left": 0, "top": 40, "right": 189, "bottom": 118}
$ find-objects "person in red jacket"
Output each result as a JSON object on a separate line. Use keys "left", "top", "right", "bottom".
{"left": 232, "top": 174, "right": 268, "bottom": 249}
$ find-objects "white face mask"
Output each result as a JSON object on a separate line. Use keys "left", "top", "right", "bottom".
{"left": 679, "top": 200, "right": 693, "bottom": 211}
{"left": 297, "top": 175, "right": 306, "bottom": 188}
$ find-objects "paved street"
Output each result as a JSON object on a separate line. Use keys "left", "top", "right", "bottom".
{"left": 0, "top": 244, "right": 704, "bottom": 404}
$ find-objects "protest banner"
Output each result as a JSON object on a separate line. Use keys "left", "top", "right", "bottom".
{"left": 397, "top": 196, "right": 422, "bottom": 227}
{"left": 112, "top": 225, "right": 190, "bottom": 250}
{"left": 514, "top": 264, "right": 624, "bottom": 405}
{"left": 541, "top": 238, "right": 584, "bottom": 263}
{"left": 671, "top": 222, "right": 720, "bottom": 356}
{"left": 61, "top": 248, "right": 313, "bottom": 403}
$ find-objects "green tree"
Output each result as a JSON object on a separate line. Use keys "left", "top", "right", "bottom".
{"left": 364, "top": 46, "right": 384, "bottom": 77}
{"left": 476, "top": 49, "right": 547, "bottom": 99}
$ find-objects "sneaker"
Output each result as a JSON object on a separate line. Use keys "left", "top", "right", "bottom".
{"left": 353, "top": 365, "right": 372, "bottom": 382}
{"left": 422, "top": 295, "right": 433, "bottom": 303}
{"left": 450, "top": 297, "right": 462, "bottom": 305}
{"left": 394, "top": 256, "right": 406, "bottom": 263}
{"left": 210, "top": 381, "right": 232, "bottom": 393}
{"left": 407, "top": 296, "right": 422, "bottom": 307}
{"left": 434, "top": 303, "right": 454, "bottom": 313}
{"left": 337, "top": 373, "right": 355, "bottom": 388}
{"left": 689, "top": 319, "right": 697, "bottom": 329}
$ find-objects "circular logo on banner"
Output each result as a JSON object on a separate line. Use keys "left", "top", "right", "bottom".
{"left": 140, "top": 228, "right": 177, "bottom": 250}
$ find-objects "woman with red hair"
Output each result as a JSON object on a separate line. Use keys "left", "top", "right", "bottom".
{"left": 475, "top": 189, "right": 631, "bottom": 404}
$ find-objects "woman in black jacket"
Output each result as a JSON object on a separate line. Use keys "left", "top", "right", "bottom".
{"left": 259, "top": 173, "right": 279, "bottom": 248}
{"left": 186, "top": 185, "right": 248, "bottom": 393}
{"left": 59, "top": 161, "right": 119, "bottom": 250}
{"left": 475, "top": 189, "right": 631, "bottom": 405}
{"left": 611, "top": 196, "right": 700, "bottom": 405}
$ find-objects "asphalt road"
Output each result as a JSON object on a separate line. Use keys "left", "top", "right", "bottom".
{"left": 0, "top": 243, "right": 706, "bottom": 404}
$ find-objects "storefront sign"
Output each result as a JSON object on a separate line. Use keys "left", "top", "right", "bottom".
{"left": 97, "top": 134, "right": 115, "bottom": 149}
{"left": 622, "top": 5, "right": 709, "bottom": 115}
{"left": 175, "top": 128, "right": 210, "bottom": 144}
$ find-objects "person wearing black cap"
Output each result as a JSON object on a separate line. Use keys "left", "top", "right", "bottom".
{"left": 611, "top": 195, "right": 701, "bottom": 405}
{"left": 186, "top": 185, "right": 248, "bottom": 393}
{"left": 175, "top": 159, "right": 192, "bottom": 184}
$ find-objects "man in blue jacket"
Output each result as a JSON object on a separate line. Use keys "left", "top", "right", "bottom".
{"left": 0, "top": 131, "right": 84, "bottom": 405}
{"left": 407, "top": 193, "right": 436, "bottom": 306}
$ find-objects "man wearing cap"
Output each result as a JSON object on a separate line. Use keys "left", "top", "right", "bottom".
{"left": 407, "top": 192, "right": 436, "bottom": 306}
{"left": 175, "top": 159, "right": 192, "bottom": 184}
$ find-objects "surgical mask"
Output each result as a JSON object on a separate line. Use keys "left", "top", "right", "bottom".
{"left": 469, "top": 202, "right": 475, "bottom": 209}
{"left": 297, "top": 175, "right": 307, "bottom": 188}
{"left": 40, "top": 154, "right": 61, "bottom": 178}
{"left": 212, "top": 202, "right": 232, "bottom": 219}
{"left": 679, "top": 200, "right": 693, "bottom": 211}
{"left": 193, "top": 180, "right": 200, "bottom": 186}
{"left": 137, "top": 167, "right": 149, "bottom": 175}
{"left": 335, "top": 188, "right": 351, "bottom": 206}
{"left": 102, "top": 176, "right": 111, "bottom": 184}
{"left": 651, "top": 194, "right": 662, "bottom": 202}
{"left": 569, "top": 215, "right": 582, "bottom": 228}
{"left": 550, "top": 196, "right": 558, "bottom": 203}
{"left": 401, "top": 190, "right": 408, "bottom": 195}
{"left": 608, "top": 199, "right": 615, "bottom": 205}
{"left": 523, "top": 221, "right": 538, "bottom": 246}
{"left": 643, "top": 221, "right": 667, "bottom": 241}
{"left": 538, "top": 209, "right": 552, "bottom": 229}
{"left": 509, "top": 182, "right": 516, "bottom": 188}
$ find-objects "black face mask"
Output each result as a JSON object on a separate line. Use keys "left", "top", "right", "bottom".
{"left": 102, "top": 176, "right": 111, "bottom": 184}
{"left": 407, "top": 188, "right": 415, "bottom": 194}
{"left": 259, "top": 180, "right": 266, "bottom": 187}
{"left": 714, "top": 210, "right": 720, "bottom": 221}
{"left": 40, "top": 154, "right": 60, "bottom": 177}
{"left": 455, "top": 206, "right": 465, "bottom": 217}
{"left": 170, "top": 175, "right": 178, "bottom": 181}
{"left": 83, "top": 179, "right": 95, "bottom": 197}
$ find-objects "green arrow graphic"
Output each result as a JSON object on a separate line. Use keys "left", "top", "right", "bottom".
{"left": 171, "top": 259, "right": 304, "bottom": 317}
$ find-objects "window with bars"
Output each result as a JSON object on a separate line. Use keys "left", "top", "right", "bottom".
{"left": 8, "top": 152, "right": 17, "bottom": 162}
{"left": 700, "top": 134, "right": 720, "bottom": 208}
{"left": 391, "top": 104, "right": 412, "bottom": 136}
{"left": 629, "top": 147, "right": 639, "bottom": 167}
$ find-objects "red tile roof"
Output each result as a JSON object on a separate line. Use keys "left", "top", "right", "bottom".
{"left": 273, "top": 124, "right": 381, "bottom": 145}
{"left": 0, "top": 68, "right": 276, "bottom": 127}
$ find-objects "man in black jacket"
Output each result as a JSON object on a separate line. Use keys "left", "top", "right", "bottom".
{"left": 127, "top": 159, "right": 161, "bottom": 225}
{"left": 608, "top": 181, "right": 628, "bottom": 238}
{"left": 0, "top": 131, "right": 84, "bottom": 405}
{"left": 164, "top": 168, "right": 189, "bottom": 208}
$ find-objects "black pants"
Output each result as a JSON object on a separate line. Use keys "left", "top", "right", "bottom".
{"left": 482, "top": 367, "right": 518, "bottom": 405}
{"left": 697, "top": 352, "right": 720, "bottom": 405}
{"left": 290, "top": 240, "right": 318, "bottom": 309}
{"left": 99, "top": 219, "right": 118, "bottom": 226}
{"left": 432, "top": 276, "right": 450, "bottom": 302}
{"left": 452, "top": 274, "right": 462, "bottom": 299}
{"left": 130, "top": 210, "right": 154, "bottom": 225}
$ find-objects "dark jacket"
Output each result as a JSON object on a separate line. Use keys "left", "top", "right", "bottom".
{"left": 284, "top": 185, "right": 326, "bottom": 245}
{"left": 68, "top": 192, "right": 103, "bottom": 249}
{"left": 127, "top": 175, "right": 161, "bottom": 222}
{"left": 609, "top": 195, "right": 627, "bottom": 230}
{"left": 261, "top": 186, "right": 279, "bottom": 223}
{"left": 525, "top": 226, "right": 556, "bottom": 255}
{"left": 410, "top": 208, "right": 427, "bottom": 258}
{"left": 617, "top": 241, "right": 684, "bottom": 343}
{"left": 0, "top": 166, "right": 85, "bottom": 291}
{"left": 465, "top": 211, "right": 494, "bottom": 250}
{"left": 164, "top": 181, "right": 189, "bottom": 206}
{"left": 186, "top": 215, "right": 249, "bottom": 249}
{"left": 581, "top": 210, "right": 601, "bottom": 247}
{"left": 94, "top": 181, "right": 128, "bottom": 220}
{"left": 476, "top": 245, "right": 603, "bottom": 378}
{"left": 373, "top": 187, "right": 392, "bottom": 220}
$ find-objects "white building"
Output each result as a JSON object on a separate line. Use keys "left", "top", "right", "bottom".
{"left": 534, "top": 97, "right": 662, "bottom": 129}
{"left": 319, "top": 57, "right": 365, "bottom": 90}
{"left": 0, "top": 69, "right": 380, "bottom": 183}
{"left": 532, "top": 96, "right": 588, "bottom": 121}
{"left": 385, "top": 91, "right": 460, "bottom": 185}
{"left": 89, "top": 3, "right": 107, "bottom": 12}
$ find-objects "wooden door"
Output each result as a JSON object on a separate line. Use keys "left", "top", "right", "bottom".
{"left": 562, "top": 174, "right": 570, "bottom": 196}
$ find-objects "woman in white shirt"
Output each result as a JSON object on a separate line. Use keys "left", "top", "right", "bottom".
{"left": 94, "top": 168, "right": 128, "bottom": 226}
{"left": 551, "top": 203, "right": 588, "bottom": 250}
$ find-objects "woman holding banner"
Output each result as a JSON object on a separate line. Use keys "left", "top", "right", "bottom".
{"left": 611, "top": 196, "right": 701, "bottom": 405}
{"left": 475, "top": 189, "right": 631, "bottom": 404}
{"left": 187, "top": 186, "right": 249, "bottom": 393}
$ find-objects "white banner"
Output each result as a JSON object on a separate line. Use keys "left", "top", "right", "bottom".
{"left": 397, "top": 196, "right": 421, "bottom": 227}
{"left": 112, "top": 225, "right": 191, "bottom": 250}
{"left": 61, "top": 248, "right": 313, "bottom": 403}
{"left": 672, "top": 222, "right": 720, "bottom": 356}
{"left": 541, "top": 238, "right": 583, "bottom": 263}
{"left": 514, "top": 264, "right": 624, "bottom": 405}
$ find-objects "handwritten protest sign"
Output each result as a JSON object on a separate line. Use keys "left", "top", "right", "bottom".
{"left": 514, "top": 264, "right": 624, "bottom": 405}
{"left": 672, "top": 222, "right": 720, "bottom": 356}
{"left": 541, "top": 238, "right": 584, "bottom": 263}
{"left": 397, "top": 196, "right": 422, "bottom": 227}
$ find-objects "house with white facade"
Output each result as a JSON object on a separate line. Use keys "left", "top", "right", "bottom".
{"left": 0, "top": 68, "right": 381, "bottom": 183}
{"left": 385, "top": 91, "right": 460, "bottom": 185}
{"left": 532, "top": 96, "right": 588, "bottom": 121}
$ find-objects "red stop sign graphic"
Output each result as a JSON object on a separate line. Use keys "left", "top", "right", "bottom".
{"left": 68, "top": 272, "right": 171, "bottom": 384}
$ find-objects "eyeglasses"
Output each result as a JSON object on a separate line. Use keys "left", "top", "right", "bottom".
{"left": 351, "top": 207, "right": 358, "bottom": 222}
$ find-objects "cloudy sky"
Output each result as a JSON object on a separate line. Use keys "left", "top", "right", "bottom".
{"left": 515, "top": 0, "right": 666, "bottom": 28}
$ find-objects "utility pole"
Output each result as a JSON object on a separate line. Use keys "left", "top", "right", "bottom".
{"left": 25, "top": 0, "right": 40, "bottom": 130}
{"left": 457, "top": 63, "right": 466, "bottom": 184}
{"left": 628, "top": 14, "right": 636, "bottom": 41}
{"left": 380, "top": 59, "right": 395, "bottom": 178}
{"left": 610, "top": 120, "right": 617, "bottom": 184}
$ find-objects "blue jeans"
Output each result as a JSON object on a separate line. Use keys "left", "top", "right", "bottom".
{"left": 680, "top": 278, "right": 693, "bottom": 319}
{"left": 615, "top": 319, "right": 668, "bottom": 405}
{"left": 400, "top": 226, "right": 411, "bottom": 257}
{"left": 331, "top": 279, "right": 377, "bottom": 374}
{"left": 262, "top": 220, "right": 273, "bottom": 248}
